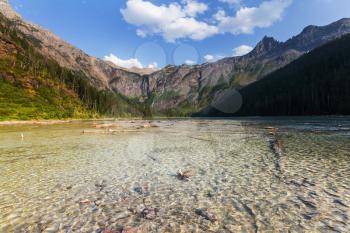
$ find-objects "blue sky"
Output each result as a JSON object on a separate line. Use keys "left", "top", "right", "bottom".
{"left": 9, "top": 0, "right": 350, "bottom": 69}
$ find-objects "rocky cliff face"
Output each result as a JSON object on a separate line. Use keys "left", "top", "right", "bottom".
{"left": 0, "top": 0, "right": 19, "bottom": 19}
{"left": 0, "top": 0, "right": 148, "bottom": 96}
{"left": 1, "top": 0, "right": 350, "bottom": 116}
{"left": 147, "top": 18, "right": 350, "bottom": 114}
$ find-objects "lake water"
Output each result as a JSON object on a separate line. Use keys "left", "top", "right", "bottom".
{"left": 0, "top": 118, "right": 350, "bottom": 232}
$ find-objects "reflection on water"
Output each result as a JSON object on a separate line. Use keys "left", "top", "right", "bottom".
{"left": 0, "top": 118, "right": 350, "bottom": 232}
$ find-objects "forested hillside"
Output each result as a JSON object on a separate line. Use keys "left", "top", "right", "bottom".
{"left": 0, "top": 13, "right": 143, "bottom": 120}
{"left": 198, "top": 34, "right": 350, "bottom": 116}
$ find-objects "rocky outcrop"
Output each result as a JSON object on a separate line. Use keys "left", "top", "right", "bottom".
{"left": 248, "top": 36, "right": 282, "bottom": 58}
{"left": 0, "top": 0, "right": 20, "bottom": 19}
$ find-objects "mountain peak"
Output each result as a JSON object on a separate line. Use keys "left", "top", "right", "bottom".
{"left": 335, "top": 17, "right": 350, "bottom": 24}
{"left": 0, "top": 0, "right": 21, "bottom": 20}
{"left": 331, "top": 18, "right": 350, "bottom": 29}
{"left": 249, "top": 36, "right": 281, "bottom": 57}
{"left": 301, "top": 25, "right": 318, "bottom": 33}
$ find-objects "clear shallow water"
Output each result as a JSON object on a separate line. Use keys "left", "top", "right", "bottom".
{"left": 0, "top": 118, "right": 350, "bottom": 232}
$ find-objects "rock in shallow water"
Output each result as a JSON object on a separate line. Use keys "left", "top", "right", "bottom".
{"left": 195, "top": 208, "right": 217, "bottom": 222}
{"left": 133, "top": 186, "right": 143, "bottom": 195}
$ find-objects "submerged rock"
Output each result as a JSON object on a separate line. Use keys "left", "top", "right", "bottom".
{"left": 195, "top": 208, "right": 217, "bottom": 223}
{"left": 121, "top": 227, "right": 139, "bottom": 233}
{"left": 141, "top": 207, "right": 158, "bottom": 220}
{"left": 133, "top": 187, "right": 143, "bottom": 195}
{"left": 176, "top": 169, "right": 193, "bottom": 181}
{"left": 95, "top": 180, "right": 107, "bottom": 191}
{"left": 102, "top": 229, "right": 116, "bottom": 233}
{"left": 115, "top": 211, "right": 131, "bottom": 220}
{"left": 128, "top": 200, "right": 159, "bottom": 220}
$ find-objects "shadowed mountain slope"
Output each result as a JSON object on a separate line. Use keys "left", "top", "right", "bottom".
{"left": 196, "top": 34, "right": 350, "bottom": 116}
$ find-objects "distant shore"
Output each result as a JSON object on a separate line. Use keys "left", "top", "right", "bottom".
{"left": 0, "top": 117, "right": 180, "bottom": 125}
{"left": 0, "top": 116, "right": 199, "bottom": 125}
{"left": 0, "top": 120, "right": 76, "bottom": 125}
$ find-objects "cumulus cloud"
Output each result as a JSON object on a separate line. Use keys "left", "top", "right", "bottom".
{"left": 104, "top": 53, "right": 158, "bottom": 69}
{"left": 104, "top": 54, "right": 143, "bottom": 69}
{"left": 204, "top": 54, "right": 224, "bottom": 62}
{"left": 183, "top": 0, "right": 208, "bottom": 17}
{"left": 121, "top": 0, "right": 217, "bottom": 42}
{"left": 204, "top": 54, "right": 214, "bottom": 61}
{"left": 215, "top": 0, "right": 292, "bottom": 34}
{"left": 148, "top": 62, "right": 158, "bottom": 69}
{"left": 232, "top": 45, "right": 253, "bottom": 56}
{"left": 185, "top": 59, "right": 197, "bottom": 65}
{"left": 121, "top": 0, "right": 292, "bottom": 42}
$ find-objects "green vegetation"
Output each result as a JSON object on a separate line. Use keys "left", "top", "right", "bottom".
{"left": 0, "top": 13, "right": 143, "bottom": 120}
{"left": 155, "top": 90, "right": 181, "bottom": 102}
{"left": 200, "top": 34, "right": 350, "bottom": 116}
{"left": 161, "top": 100, "right": 195, "bottom": 117}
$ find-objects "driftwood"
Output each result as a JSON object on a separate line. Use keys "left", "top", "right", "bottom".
{"left": 94, "top": 123, "right": 119, "bottom": 129}
{"left": 82, "top": 121, "right": 159, "bottom": 135}
{"left": 176, "top": 169, "right": 194, "bottom": 181}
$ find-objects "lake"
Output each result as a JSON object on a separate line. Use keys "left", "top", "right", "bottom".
{"left": 1, "top": 117, "right": 350, "bottom": 232}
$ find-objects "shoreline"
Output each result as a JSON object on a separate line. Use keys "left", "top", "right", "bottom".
{"left": 0, "top": 115, "right": 349, "bottom": 126}
{"left": 0, "top": 117, "right": 185, "bottom": 125}
{"left": 0, "top": 119, "right": 76, "bottom": 125}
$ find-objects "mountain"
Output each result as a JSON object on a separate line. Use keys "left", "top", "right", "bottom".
{"left": 1, "top": 0, "right": 350, "bottom": 118}
{"left": 145, "top": 18, "right": 350, "bottom": 116}
{"left": 0, "top": 12, "right": 144, "bottom": 120}
{"left": 196, "top": 34, "right": 350, "bottom": 116}
{"left": 0, "top": 0, "right": 152, "bottom": 98}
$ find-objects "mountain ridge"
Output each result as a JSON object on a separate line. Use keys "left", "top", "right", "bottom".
{"left": 0, "top": 0, "right": 155, "bottom": 98}
{"left": 144, "top": 17, "right": 350, "bottom": 115}
{"left": 196, "top": 33, "right": 350, "bottom": 116}
{"left": 0, "top": 12, "right": 145, "bottom": 120}
{"left": 1, "top": 1, "right": 350, "bottom": 117}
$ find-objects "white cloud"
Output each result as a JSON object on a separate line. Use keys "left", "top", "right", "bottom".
{"left": 204, "top": 46, "right": 251, "bottom": 61}
{"left": 215, "top": 0, "right": 292, "bottom": 34}
{"left": 185, "top": 59, "right": 196, "bottom": 65}
{"left": 204, "top": 54, "right": 224, "bottom": 62}
{"left": 121, "top": 0, "right": 217, "bottom": 42}
{"left": 136, "top": 29, "right": 147, "bottom": 38}
{"left": 204, "top": 54, "right": 214, "bottom": 61}
{"left": 232, "top": 45, "right": 253, "bottom": 56}
{"left": 104, "top": 54, "right": 143, "bottom": 69}
{"left": 104, "top": 54, "right": 158, "bottom": 70}
{"left": 183, "top": 0, "right": 208, "bottom": 17}
{"left": 148, "top": 62, "right": 158, "bottom": 69}
{"left": 163, "top": 17, "right": 218, "bottom": 42}
{"left": 121, "top": 0, "right": 292, "bottom": 42}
